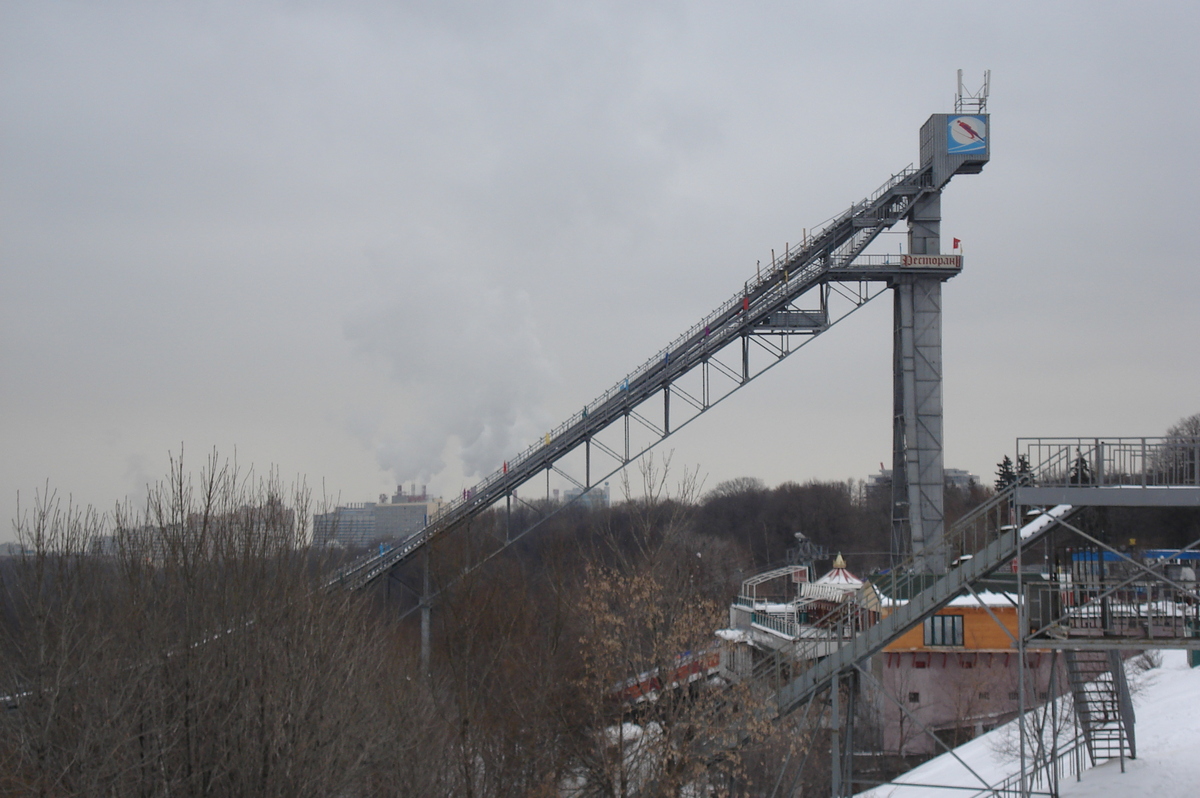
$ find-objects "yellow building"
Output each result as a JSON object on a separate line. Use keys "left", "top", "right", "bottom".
{"left": 871, "top": 578, "right": 1060, "bottom": 754}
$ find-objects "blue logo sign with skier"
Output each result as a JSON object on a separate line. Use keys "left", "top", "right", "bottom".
{"left": 948, "top": 115, "right": 987, "bottom": 154}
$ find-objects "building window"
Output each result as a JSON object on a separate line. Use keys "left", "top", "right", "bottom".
{"left": 1008, "top": 691, "right": 1019, "bottom": 701}
{"left": 924, "top": 614, "right": 964, "bottom": 647}
{"left": 978, "top": 691, "right": 990, "bottom": 701}
{"left": 909, "top": 692, "right": 920, "bottom": 704}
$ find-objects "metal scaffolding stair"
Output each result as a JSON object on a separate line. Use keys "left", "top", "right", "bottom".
{"left": 330, "top": 164, "right": 943, "bottom": 591}
{"left": 773, "top": 502, "right": 1080, "bottom": 716}
{"left": 1064, "top": 649, "right": 1136, "bottom": 764}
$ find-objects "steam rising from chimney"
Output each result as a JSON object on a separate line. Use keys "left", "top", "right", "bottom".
{"left": 344, "top": 266, "right": 555, "bottom": 489}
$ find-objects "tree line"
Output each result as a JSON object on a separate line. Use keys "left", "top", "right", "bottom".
{"left": 0, "top": 449, "right": 996, "bottom": 796}
{"left": 1, "top": 455, "right": 828, "bottom": 796}
{"left": 7, "top": 421, "right": 1194, "bottom": 796}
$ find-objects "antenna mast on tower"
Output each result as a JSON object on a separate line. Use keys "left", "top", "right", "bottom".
{"left": 955, "top": 69, "right": 991, "bottom": 113}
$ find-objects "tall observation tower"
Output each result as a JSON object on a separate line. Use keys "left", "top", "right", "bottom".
{"left": 892, "top": 70, "right": 990, "bottom": 571}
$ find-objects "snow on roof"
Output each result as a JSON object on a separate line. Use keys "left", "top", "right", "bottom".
{"left": 746, "top": 601, "right": 792, "bottom": 613}
{"left": 945, "top": 590, "right": 1018, "bottom": 607}
{"left": 856, "top": 649, "right": 1200, "bottom": 797}
{"left": 879, "top": 590, "right": 1018, "bottom": 609}
{"left": 715, "top": 628, "right": 748, "bottom": 643}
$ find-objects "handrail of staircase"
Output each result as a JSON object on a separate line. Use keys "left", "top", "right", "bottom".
{"left": 772, "top": 501, "right": 1080, "bottom": 719}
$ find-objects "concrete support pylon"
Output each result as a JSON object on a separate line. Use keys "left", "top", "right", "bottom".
{"left": 892, "top": 190, "right": 948, "bottom": 572}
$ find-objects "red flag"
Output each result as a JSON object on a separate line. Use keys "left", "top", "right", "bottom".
{"left": 952, "top": 238, "right": 961, "bottom": 249}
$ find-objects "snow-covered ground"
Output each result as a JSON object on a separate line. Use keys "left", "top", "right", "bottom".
{"left": 858, "top": 649, "right": 1200, "bottom": 797}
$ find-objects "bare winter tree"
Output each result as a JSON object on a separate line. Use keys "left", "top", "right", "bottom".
{"left": 0, "top": 451, "right": 440, "bottom": 797}
{"left": 1157, "top": 412, "right": 1200, "bottom": 484}
{"left": 422, "top": 554, "right": 579, "bottom": 798}
{"left": 565, "top": 456, "right": 772, "bottom": 797}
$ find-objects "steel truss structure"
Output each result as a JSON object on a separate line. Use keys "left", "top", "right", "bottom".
{"left": 333, "top": 168, "right": 931, "bottom": 591}
{"left": 766, "top": 436, "right": 1200, "bottom": 797}
{"left": 317, "top": 74, "right": 1200, "bottom": 796}
{"left": 331, "top": 102, "right": 991, "bottom": 594}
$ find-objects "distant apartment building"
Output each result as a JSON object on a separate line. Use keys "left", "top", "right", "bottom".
{"left": 313, "top": 485, "right": 444, "bottom": 549}
{"left": 564, "top": 482, "right": 611, "bottom": 510}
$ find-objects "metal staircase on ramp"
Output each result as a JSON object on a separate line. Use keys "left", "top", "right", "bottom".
{"left": 1064, "top": 649, "right": 1136, "bottom": 765}
{"left": 773, "top": 502, "right": 1080, "bottom": 717}
{"left": 330, "top": 163, "right": 948, "bottom": 591}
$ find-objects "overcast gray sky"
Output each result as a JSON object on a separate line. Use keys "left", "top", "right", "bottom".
{"left": 3, "top": 1, "right": 1198, "bottom": 535}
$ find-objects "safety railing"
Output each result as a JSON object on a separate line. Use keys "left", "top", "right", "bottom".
{"left": 867, "top": 481, "right": 1021, "bottom": 605}
{"left": 1027, "top": 576, "right": 1200, "bottom": 641}
{"left": 1018, "top": 437, "right": 1200, "bottom": 489}
{"left": 751, "top": 612, "right": 800, "bottom": 639}
{"left": 963, "top": 736, "right": 1089, "bottom": 798}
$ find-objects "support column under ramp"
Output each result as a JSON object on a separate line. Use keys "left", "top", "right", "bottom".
{"left": 892, "top": 109, "right": 990, "bottom": 571}
{"left": 892, "top": 273, "right": 949, "bottom": 571}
